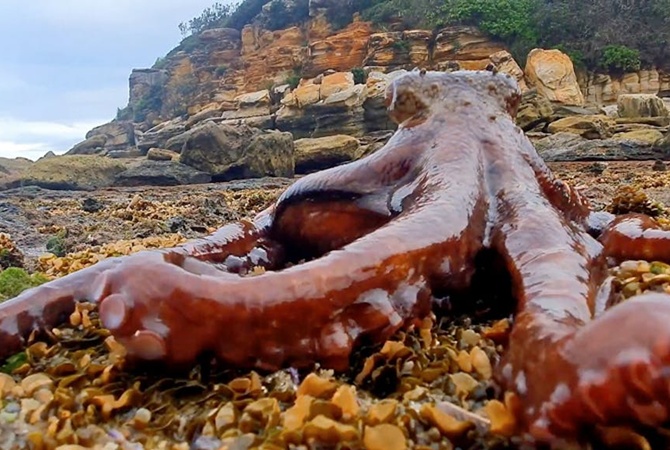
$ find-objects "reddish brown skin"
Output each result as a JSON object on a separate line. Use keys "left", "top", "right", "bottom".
{"left": 2, "top": 70, "right": 670, "bottom": 444}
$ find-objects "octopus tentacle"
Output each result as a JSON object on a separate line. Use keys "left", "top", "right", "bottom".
{"left": 0, "top": 256, "right": 123, "bottom": 360}
{"left": 94, "top": 196, "right": 487, "bottom": 370}
{"left": 599, "top": 213, "right": 670, "bottom": 262}
{"left": 0, "top": 207, "right": 280, "bottom": 361}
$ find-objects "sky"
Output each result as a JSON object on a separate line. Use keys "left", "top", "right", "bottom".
{"left": 0, "top": 0, "right": 229, "bottom": 160}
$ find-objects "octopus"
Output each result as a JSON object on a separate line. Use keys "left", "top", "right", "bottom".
{"left": 2, "top": 69, "right": 670, "bottom": 445}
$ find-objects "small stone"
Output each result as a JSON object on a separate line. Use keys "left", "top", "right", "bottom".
{"left": 652, "top": 160, "right": 667, "bottom": 171}
{"left": 331, "top": 385, "right": 359, "bottom": 419}
{"left": 297, "top": 373, "right": 338, "bottom": 399}
{"left": 366, "top": 399, "right": 398, "bottom": 425}
{"left": 460, "top": 329, "right": 481, "bottom": 347}
{"left": 20, "top": 373, "right": 53, "bottom": 396}
{"left": 470, "top": 347, "right": 493, "bottom": 380}
{"left": 364, "top": 424, "right": 407, "bottom": 450}
{"left": 419, "top": 404, "right": 474, "bottom": 439}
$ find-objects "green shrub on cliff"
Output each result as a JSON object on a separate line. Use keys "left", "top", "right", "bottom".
{"left": 599, "top": 45, "right": 641, "bottom": 73}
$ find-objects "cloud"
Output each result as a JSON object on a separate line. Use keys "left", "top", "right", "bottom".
{"left": 0, "top": 117, "right": 105, "bottom": 160}
{"left": 0, "top": 1, "right": 235, "bottom": 159}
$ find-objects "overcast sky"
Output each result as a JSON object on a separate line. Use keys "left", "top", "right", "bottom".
{"left": 0, "top": 1, "right": 228, "bottom": 160}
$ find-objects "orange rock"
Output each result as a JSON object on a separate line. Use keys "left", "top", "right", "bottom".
{"left": 283, "top": 395, "right": 314, "bottom": 430}
{"left": 525, "top": 48, "right": 585, "bottom": 106}
{"left": 297, "top": 373, "right": 338, "bottom": 398}
{"left": 364, "top": 424, "right": 407, "bottom": 450}
{"left": 320, "top": 72, "right": 355, "bottom": 99}
{"left": 419, "top": 404, "right": 474, "bottom": 439}
{"left": 306, "top": 21, "right": 373, "bottom": 77}
{"left": 331, "top": 385, "right": 360, "bottom": 419}
{"left": 483, "top": 399, "right": 517, "bottom": 437}
{"left": 366, "top": 399, "right": 398, "bottom": 425}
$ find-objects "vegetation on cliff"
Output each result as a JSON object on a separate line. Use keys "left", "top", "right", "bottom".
{"left": 179, "top": 0, "right": 670, "bottom": 71}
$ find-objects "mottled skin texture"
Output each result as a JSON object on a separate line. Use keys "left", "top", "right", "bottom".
{"left": 2, "top": 70, "right": 670, "bottom": 444}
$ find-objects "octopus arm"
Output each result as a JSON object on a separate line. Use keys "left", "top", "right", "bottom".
{"left": 94, "top": 200, "right": 485, "bottom": 370}
{"left": 598, "top": 213, "right": 670, "bottom": 262}
{"left": 0, "top": 206, "right": 277, "bottom": 361}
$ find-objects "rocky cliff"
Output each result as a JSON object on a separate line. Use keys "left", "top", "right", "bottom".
{"left": 6, "top": 0, "right": 668, "bottom": 191}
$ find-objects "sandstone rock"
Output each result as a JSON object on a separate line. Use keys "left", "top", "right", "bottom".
{"left": 516, "top": 90, "right": 553, "bottom": 131}
{"left": 107, "top": 148, "right": 144, "bottom": 159}
{"left": 365, "top": 32, "right": 411, "bottom": 68}
{"left": 617, "top": 94, "right": 669, "bottom": 118}
{"left": 137, "top": 118, "right": 188, "bottom": 152}
{"left": 612, "top": 129, "right": 665, "bottom": 145}
{"left": 283, "top": 83, "right": 321, "bottom": 108}
{"left": 363, "top": 70, "right": 408, "bottom": 133}
{"left": 114, "top": 160, "right": 211, "bottom": 187}
{"left": 179, "top": 122, "right": 294, "bottom": 181}
{"left": 0, "top": 155, "right": 126, "bottom": 191}
{"left": 66, "top": 135, "right": 108, "bottom": 155}
{"left": 234, "top": 25, "right": 306, "bottom": 91}
{"left": 220, "top": 115, "right": 276, "bottom": 130}
{"left": 433, "top": 26, "right": 506, "bottom": 70}
{"left": 320, "top": 72, "right": 355, "bottom": 99}
{"left": 654, "top": 131, "right": 670, "bottom": 153}
{"left": 525, "top": 49, "right": 585, "bottom": 106}
{"left": 324, "top": 84, "right": 367, "bottom": 108}
{"left": 305, "top": 21, "right": 373, "bottom": 77}
{"left": 129, "top": 69, "right": 168, "bottom": 111}
{"left": 581, "top": 69, "right": 670, "bottom": 105}
{"left": 186, "top": 106, "right": 224, "bottom": 128}
{"left": 615, "top": 116, "right": 670, "bottom": 127}
{"left": 276, "top": 101, "right": 366, "bottom": 139}
{"left": 600, "top": 105, "right": 619, "bottom": 118}
{"left": 294, "top": 135, "right": 360, "bottom": 174}
{"left": 147, "top": 148, "right": 180, "bottom": 161}
{"left": 489, "top": 50, "right": 527, "bottom": 91}
{"left": 85, "top": 120, "right": 136, "bottom": 152}
{"left": 222, "top": 89, "right": 272, "bottom": 120}
{"left": 547, "top": 115, "right": 616, "bottom": 139}
{"left": 535, "top": 132, "right": 669, "bottom": 161}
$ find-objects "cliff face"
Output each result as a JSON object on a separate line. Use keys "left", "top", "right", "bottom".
{"left": 127, "top": 10, "right": 508, "bottom": 127}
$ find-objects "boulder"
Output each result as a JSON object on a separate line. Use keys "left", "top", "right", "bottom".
{"left": 655, "top": 131, "right": 670, "bottom": 153}
{"left": 179, "top": 122, "right": 294, "bottom": 181}
{"left": 68, "top": 120, "right": 136, "bottom": 154}
{"left": 547, "top": 115, "right": 616, "bottom": 139}
{"left": 0, "top": 155, "right": 126, "bottom": 190}
{"left": 612, "top": 129, "right": 665, "bottom": 145}
{"left": 535, "top": 132, "right": 670, "bottom": 161}
{"left": 516, "top": 89, "right": 553, "bottom": 131}
{"left": 489, "top": 50, "right": 528, "bottom": 92}
{"left": 136, "top": 118, "right": 187, "bottom": 152}
{"left": 617, "top": 94, "right": 669, "bottom": 118}
{"left": 525, "top": 48, "right": 585, "bottom": 106}
{"left": 294, "top": 135, "right": 360, "bottom": 174}
{"left": 221, "top": 89, "right": 272, "bottom": 120}
{"left": 147, "top": 148, "right": 180, "bottom": 161}
{"left": 114, "top": 160, "right": 211, "bottom": 187}
{"left": 66, "top": 134, "right": 108, "bottom": 155}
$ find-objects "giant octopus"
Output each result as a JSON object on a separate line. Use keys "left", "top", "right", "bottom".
{"left": 2, "top": 69, "right": 670, "bottom": 445}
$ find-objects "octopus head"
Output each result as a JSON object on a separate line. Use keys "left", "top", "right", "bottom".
{"left": 385, "top": 69, "right": 522, "bottom": 125}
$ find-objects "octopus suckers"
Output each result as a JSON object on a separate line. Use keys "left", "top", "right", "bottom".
{"left": 614, "top": 346, "right": 651, "bottom": 365}
{"left": 0, "top": 317, "right": 19, "bottom": 335}
{"left": 515, "top": 371, "right": 527, "bottom": 395}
